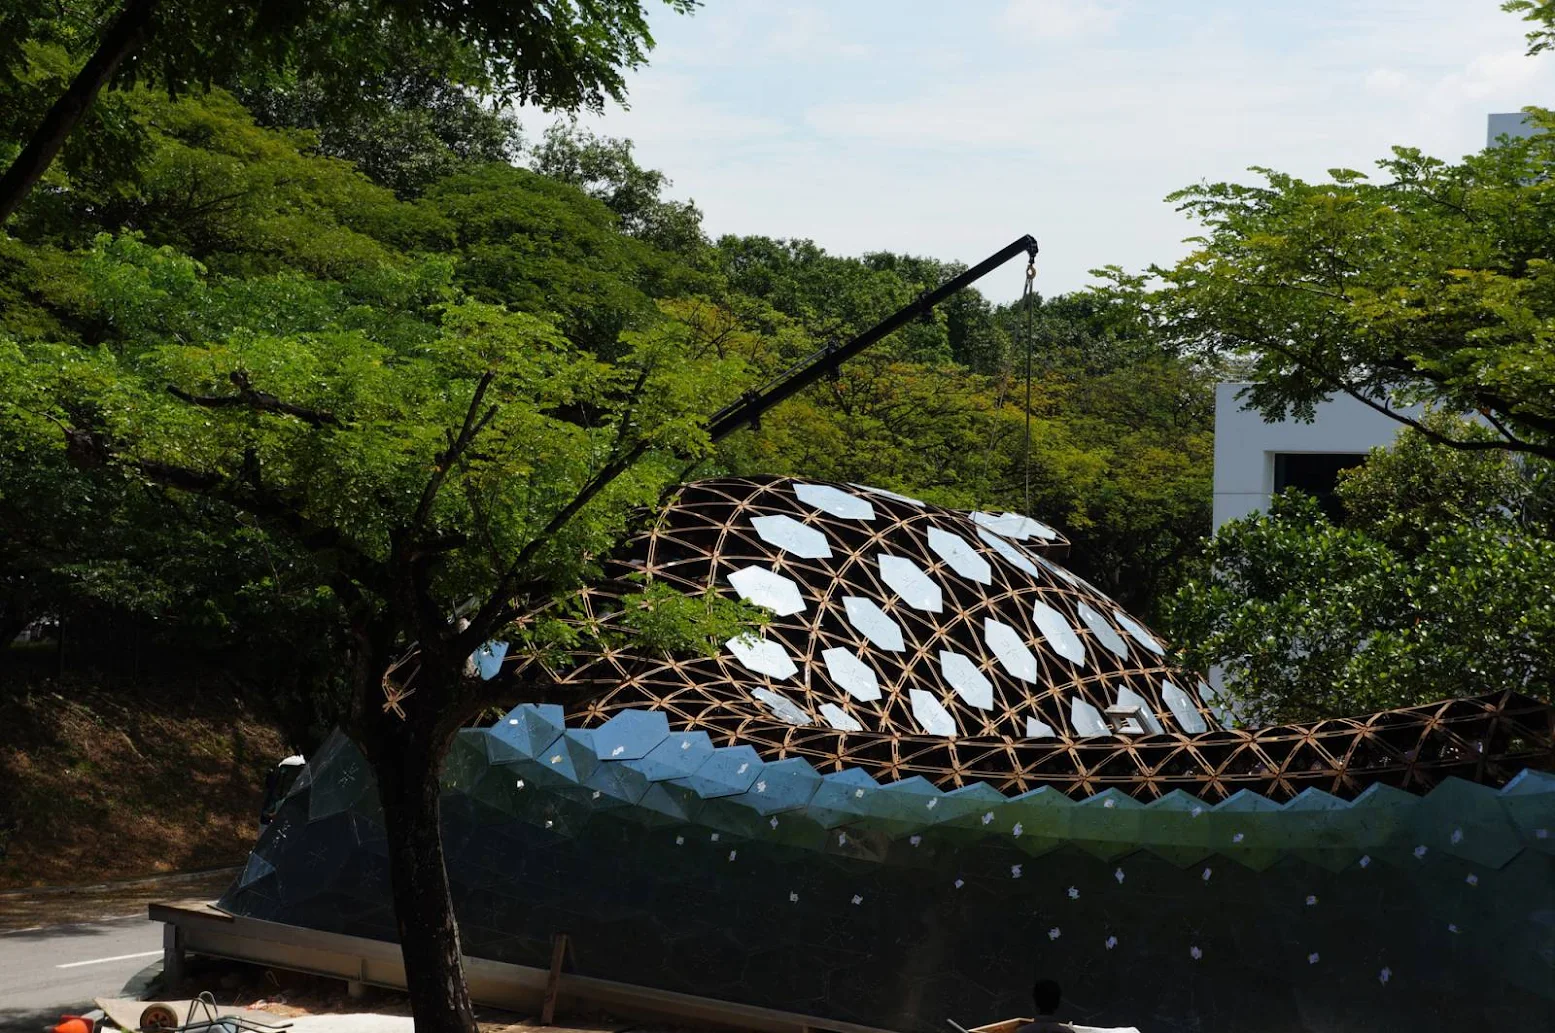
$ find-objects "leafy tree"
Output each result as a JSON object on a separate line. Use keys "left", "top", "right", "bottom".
{"left": 237, "top": 45, "right": 523, "bottom": 199}
{"left": 4, "top": 261, "right": 753, "bottom": 1029}
{"left": 1165, "top": 419, "right": 1555, "bottom": 723}
{"left": 0, "top": 0, "right": 695, "bottom": 224}
{"left": 1153, "top": 118, "right": 1555, "bottom": 463}
{"left": 1506, "top": 0, "right": 1555, "bottom": 54}
{"left": 531, "top": 122, "right": 706, "bottom": 256}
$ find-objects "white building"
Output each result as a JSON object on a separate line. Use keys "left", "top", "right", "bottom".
{"left": 1212, "top": 383, "right": 1415, "bottom": 530}
{"left": 1212, "top": 113, "right": 1531, "bottom": 531}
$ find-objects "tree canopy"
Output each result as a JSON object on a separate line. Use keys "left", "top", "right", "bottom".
{"left": 1152, "top": 119, "right": 1555, "bottom": 462}
{"left": 1166, "top": 416, "right": 1555, "bottom": 723}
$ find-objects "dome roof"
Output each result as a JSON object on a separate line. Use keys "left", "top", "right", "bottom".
{"left": 531, "top": 476, "right": 1223, "bottom": 789}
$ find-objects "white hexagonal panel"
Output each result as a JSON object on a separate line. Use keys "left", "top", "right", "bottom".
{"left": 909, "top": 689, "right": 958, "bottom": 736}
{"left": 1033, "top": 601, "right": 1087, "bottom": 666}
{"left": 819, "top": 702, "right": 863, "bottom": 732}
{"left": 821, "top": 647, "right": 882, "bottom": 701}
{"left": 850, "top": 482, "right": 924, "bottom": 507}
{"left": 938, "top": 650, "right": 993, "bottom": 709}
{"left": 1163, "top": 681, "right": 1209, "bottom": 733}
{"left": 1115, "top": 685, "right": 1164, "bottom": 734}
{"left": 1198, "top": 679, "right": 1234, "bottom": 725}
{"left": 842, "top": 596, "right": 905, "bottom": 651}
{"left": 750, "top": 514, "right": 832, "bottom": 559}
{"left": 983, "top": 619, "right": 1038, "bottom": 682}
{"left": 1076, "top": 602, "right": 1129, "bottom": 661}
{"left": 927, "top": 527, "right": 992, "bottom": 584}
{"left": 727, "top": 565, "right": 806, "bottom": 616}
{"left": 1070, "top": 698, "right": 1110, "bottom": 738}
{"left": 1114, "top": 610, "right": 1165, "bottom": 655}
{"left": 973, "top": 511, "right": 1059, "bottom": 541}
{"left": 878, "top": 554, "right": 942, "bottom": 612}
{"left": 794, "top": 483, "right": 875, "bottom": 520}
{"left": 725, "top": 634, "right": 798, "bottom": 680}
{"left": 753, "top": 687, "right": 812, "bottom": 725}
{"left": 1033, "top": 552, "right": 1080, "bottom": 586}
{"left": 976, "top": 527, "right": 1041, "bottom": 578}
{"left": 1025, "top": 716, "right": 1056, "bottom": 739}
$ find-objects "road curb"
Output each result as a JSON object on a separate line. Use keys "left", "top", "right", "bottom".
{"left": 0, "top": 864, "right": 243, "bottom": 898}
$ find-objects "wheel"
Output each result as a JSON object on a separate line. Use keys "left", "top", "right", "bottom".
{"left": 138, "top": 1004, "right": 179, "bottom": 1031}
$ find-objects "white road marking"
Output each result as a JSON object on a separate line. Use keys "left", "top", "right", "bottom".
{"left": 55, "top": 948, "right": 162, "bottom": 969}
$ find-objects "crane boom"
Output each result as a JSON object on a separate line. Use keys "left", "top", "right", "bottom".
{"left": 706, "top": 234, "right": 1038, "bottom": 442}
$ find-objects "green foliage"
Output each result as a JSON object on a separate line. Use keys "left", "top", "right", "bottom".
{"left": 1166, "top": 423, "right": 1555, "bottom": 723}
{"left": 1505, "top": 1, "right": 1555, "bottom": 55}
{"left": 1153, "top": 122, "right": 1555, "bottom": 461}
{"left": 531, "top": 122, "right": 706, "bottom": 256}
{"left": 238, "top": 60, "right": 522, "bottom": 199}
{"left": 611, "top": 580, "right": 768, "bottom": 659}
{"left": 7, "top": 0, "right": 695, "bottom": 117}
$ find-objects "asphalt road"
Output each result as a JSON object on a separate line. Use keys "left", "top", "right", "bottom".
{"left": 0, "top": 915, "right": 162, "bottom": 1033}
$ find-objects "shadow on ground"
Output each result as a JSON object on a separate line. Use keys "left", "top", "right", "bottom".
{"left": 0, "top": 1004, "right": 76, "bottom": 1033}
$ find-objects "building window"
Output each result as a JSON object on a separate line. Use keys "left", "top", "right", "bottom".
{"left": 1272, "top": 452, "right": 1367, "bottom": 522}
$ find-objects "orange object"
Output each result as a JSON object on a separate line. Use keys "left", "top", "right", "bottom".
{"left": 48, "top": 1017, "right": 91, "bottom": 1033}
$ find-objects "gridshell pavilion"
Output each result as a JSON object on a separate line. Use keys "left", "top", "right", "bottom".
{"left": 222, "top": 476, "right": 1555, "bottom": 1033}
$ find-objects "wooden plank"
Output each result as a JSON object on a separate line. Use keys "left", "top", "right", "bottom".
{"left": 540, "top": 933, "right": 568, "bottom": 1025}
{"left": 151, "top": 902, "right": 903, "bottom": 1033}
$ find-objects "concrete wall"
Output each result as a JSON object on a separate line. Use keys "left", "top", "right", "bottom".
{"left": 1212, "top": 383, "right": 1414, "bottom": 530}
{"left": 1488, "top": 111, "right": 1538, "bottom": 147}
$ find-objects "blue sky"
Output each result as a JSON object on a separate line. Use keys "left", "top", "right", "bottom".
{"left": 535, "top": 0, "right": 1555, "bottom": 299}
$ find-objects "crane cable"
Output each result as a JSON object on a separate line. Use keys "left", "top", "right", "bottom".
{"left": 1020, "top": 252, "right": 1037, "bottom": 516}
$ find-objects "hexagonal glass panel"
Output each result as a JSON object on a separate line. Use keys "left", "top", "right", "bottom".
{"left": 727, "top": 564, "right": 806, "bottom": 616}
{"left": 1070, "top": 697, "right": 1110, "bottom": 738}
{"left": 1199, "top": 679, "right": 1235, "bottom": 725}
{"left": 850, "top": 482, "right": 925, "bottom": 506}
{"left": 819, "top": 702, "right": 863, "bottom": 732}
{"left": 1033, "top": 601, "right": 1087, "bottom": 666}
{"left": 725, "top": 634, "right": 798, "bottom": 680}
{"left": 909, "top": 689, "right": 958, "bottom": 736}
{"left": 794, "top": 483, "right": 875, "bottom": 520}
{"left": 821, "top": 647, "right": 882, "bottom": 701}
{"left": 1076, "top": 602, "right": 1129, "bottom": 661}
{"left": 973, "top": 511, "right": 1059, "bottom": 541}
{"left": 1114, "top": 610, "right": 1165, "bottom": 655}
{"left": 878, "top": 554, "right": 942, "bottom": 612}
{"left": 976, "top": 527, "right": 1041, "bottom": 577}
{"left": 1024, "top": 716, "right": 1056, "bottom": 739}
{"left": 1115, "top": 685, "right": 1163, "bottom": 734}
{"left": 983, "top": 618, "right": 1038, "bottom": 682}
{"left": 750, "top": 514, "right": 832, "bottom": 559}
{"left": 927, "top": 527, "right": 992, "bottom": 584}
{"left": 1162, "top": 681, "right": 1208, "bottom": 733}
{"left": 1033, "top": 552, "right": 1080, "bottom": 586}
{"left": 842, "top": 596, "right": 905, "bottom": 651}
{"left": 752, "top": 687, "right": 811, "bottom": 725}
{"left": 594, "top": 709, "right": 671, "bottom": 760}
{"left": 472, "top": 640, "right": 508, "bottom": 681}
{"left": 939, "top": 650, "right": 993, "bottom": 709}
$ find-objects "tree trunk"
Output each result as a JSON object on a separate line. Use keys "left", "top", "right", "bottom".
{"left": 363, "top": 694, "right": 479, "bottom": 1033}
{"left": 0, "top": 0, "right": 157, "bottom": 226}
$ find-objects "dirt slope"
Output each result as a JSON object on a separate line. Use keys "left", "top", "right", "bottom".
{"left": 0, "top": 672, "right": 287, "bottom": 889}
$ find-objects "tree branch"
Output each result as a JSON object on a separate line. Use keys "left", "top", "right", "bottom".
{"left": 456, "top": 365, "right": 660, "bottom": 653}
{"left": 411, "top": 371, "right": 496, "bottom": 532}
{"left": 0, "top": 0, "right": 157, "bottom": 225}
{"left": 1236, "top": 332, "right": 1555, "bottom": 461}
{"left": 58, "top": 423, "right": 391, "bottom": 592}
{"left": 167, "top": 370, "right": 341, "bottom": 427}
